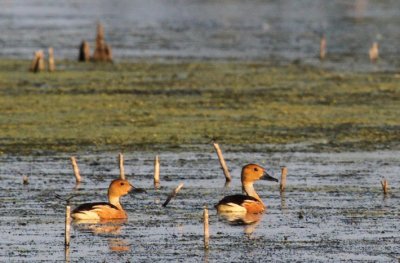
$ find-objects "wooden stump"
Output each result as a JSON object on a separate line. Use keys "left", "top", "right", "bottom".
{"left": 65, "top": 205, "right": 71, "bottom": 247}
{"left": 203, "top": 206, "right": 210, "bottom": 250}
{"left": 119, "top": 153, "right": 125, "bottom": 180}
{"left": 369, "top": 42, "right": 379, "bottom": 62}
{"left": 92, "top": 23, "right": 112, "bottom": 62}
{"left": 320, "top": 35, "right": 326, "bottom": 60}
{"left": 30, "top": 50, "right": 45, "bottom": 73}
{"left": 213, "top": 143, "right": 232, "bottom": 182}
{"left": 381, "top": 178, "right": 389, "bottom": 195}
{"left": 70, "top": 156, "right": 82, "bottom": 183}
{"left": 154, "top": 155, "right": 160, "bottom": 189}
{"left": 48, "top": 47, "right": 55, "bottom": 72}
{"left": 162, "top": 183, "right": 184, "bottom": 207}
{"left": 280, "top": 167, "right": 288, "bottom": 192}
{"left": 22, "top": 175, "right": 29, "bottom": 185}
{"left": 78, "top": 41, "right": 91, "bottom": 62}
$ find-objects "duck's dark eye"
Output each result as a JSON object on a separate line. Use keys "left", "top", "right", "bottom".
{"left": 254, "top": 168, "right": 258, "bottom": 171}
{"left": 120, "top": 182, "right": 125, "bottom": 186}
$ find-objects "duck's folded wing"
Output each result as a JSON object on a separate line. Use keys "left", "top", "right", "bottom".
{"left": 216, "top": 194, "right": 259, "bottom": 206}
{"left": 72, "top": 202, "right": 119, "bottom": 213}
{"left": 215, "top": 194, "right": 260, "bottom": 213}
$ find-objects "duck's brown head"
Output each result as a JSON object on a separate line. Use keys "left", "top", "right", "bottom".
{"left": 241, "top": 163, "right": 278, "bottom": 184}
{"left": 108, "top": 179, "right": 133, "bottom": 197}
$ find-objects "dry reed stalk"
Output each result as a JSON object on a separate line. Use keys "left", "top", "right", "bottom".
{"left": 280, "top": 167, "right": 288, "bottom": 192}
{"left": 30, "top": 50, "right": 45, "bottom": 73}
{"left": 320, "top": 35, "right": 326, "bottom": 60}
{"left": 381, "top": 178, "right": 389, "bottom": 195}
{"left": 65, "top": 205, "right": 71, "bottom": 247}
{"left": 119, "top": 153, "right": 125, "bottom": 180}
{"left": 70, "top": 156, "right": 82, "bottom": 183}
{"left": 154, "top": 155, "right": 160, "bottom": 189}
{"left": 369, "top": 42, "right": 379, "bottom": 62}
{"left": 48, "top": 47, "right": 55, "bottom": 72}
{"left": 162, "top": 182, "right": 184, "bottom": 207}
{"left": 78, "top": 40, "right": 90, "bottom": 62}
{"left": 213, "top": 143, "right": 232, "bottom": 182}
{"left": 203, "top": 206, "right": 210, "bottom": 250}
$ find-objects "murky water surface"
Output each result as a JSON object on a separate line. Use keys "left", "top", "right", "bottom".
{"left": 1, "top": 0, "right": 400, "bottom": 71}
{"left": 0, "top": 148, "right": 399, "bottom": 262}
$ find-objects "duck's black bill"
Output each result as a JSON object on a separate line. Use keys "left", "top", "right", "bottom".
{"left": 131, "top": 186, "right": 147, "bottom": 194}
{"left": 261, "top": 171, "right": 279, "bottom": 182}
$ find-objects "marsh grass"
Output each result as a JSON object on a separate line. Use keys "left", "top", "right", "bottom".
{"left": 0, "top": 59, "right": 398, "bottom": 153}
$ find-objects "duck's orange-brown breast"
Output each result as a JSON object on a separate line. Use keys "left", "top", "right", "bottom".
{"left": 242, "top": 201, "right": 265, "bottom": 214}
{"left": 96, "top": 205, "right": 127, "bottom": 219}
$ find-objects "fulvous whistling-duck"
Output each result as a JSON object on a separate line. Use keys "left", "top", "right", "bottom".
{"left": 215, "top": 164, "right": 278, "bottom": 214}
{"left": 72, "top": 179, "right": 133, "bottom": 220}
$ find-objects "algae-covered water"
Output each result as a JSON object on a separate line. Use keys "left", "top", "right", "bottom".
{"left": 0, "top": 148, "right": 399, "bottom": 262}
{"left": 0, "top": 60, "right": 399, "bottom": 154}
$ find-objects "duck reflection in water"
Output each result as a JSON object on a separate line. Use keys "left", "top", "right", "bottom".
{"left": 217, "top": 210, "right": 264, "bottom": 235}
{"left": 73, "top": 219, "right": 130, "bottom": 252}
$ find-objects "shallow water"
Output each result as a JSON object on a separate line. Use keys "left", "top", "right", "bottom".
{"left": 1, "top": 0, "right": 400, "bottom": 71}
{"left": 0, "top": 148, "right": 399, "bottom": 262}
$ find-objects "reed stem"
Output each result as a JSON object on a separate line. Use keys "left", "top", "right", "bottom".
{"left": 119, "top": 153, "right": 125, "bottom": 180}
{"left": 154, "top": 155, "right": 160, "bottom": 189}
{"left": 162, "top": 182, "right": 184, "bottom": 207}
{"left": 70, "top": 156, "right": 82, "bottom": 183}
{"left": 203, "top": 206, "right": 210, "bottom": 250}
{"left": 213, "top": 143, "right": 232, "bottom": 182}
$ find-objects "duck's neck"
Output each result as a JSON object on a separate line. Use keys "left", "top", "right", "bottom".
{"left": 242, "top": 182, "right": 265, "bottom": 207}
{"left": 108, "top": 195, "right": 123, "bottom": 210}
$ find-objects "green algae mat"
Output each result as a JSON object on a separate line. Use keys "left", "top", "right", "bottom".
{"left": 0, "top": 59, "right": 399, "bottom": 153}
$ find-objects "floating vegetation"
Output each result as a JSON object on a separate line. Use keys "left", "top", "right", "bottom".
{"left": 0, "top": 59, "right": 399, "bottom": 154}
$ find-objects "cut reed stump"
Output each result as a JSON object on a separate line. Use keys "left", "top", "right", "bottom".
{"left": 320, "top": 35, "right": 326, "bottom": 60}
{"left": 65, "top": 205, "right": 71, "bottom": 247}
{"left": 162, "top": 182, "right": 184, "bottom": 207}
{"left": 48, "top": 47, "right": 55, "bottom": 72}
{"left": 70, "top": 156, "right": 82, "bottom": 183}
{"left": 369, "top": 42, "right": 379, "bottom": 62}
{"left": 381, "top": 178, "right": 389, "bottom": 195}
{"left": 119, "top": 153, "right": 125, "bottom": 180}
{"left": 78, "top": 40, "right": 91, "bottom": 62}
{"left": 213, "top": 142, "right": 232, "bottom": 182}
{"left": 280, "top": 167, "right": 288, "bottom": 192}
{"left": 154, "top": 155, "right": 160, "bottom": 189}
{"left": 22, "top": 175, "right": 29, "bottom": 185}
{"left": 30, "top": 50, "right": 45, "bottom": 73}
{"left": 92, "top": 23, "right": 112, "bottom": 62}
{"left": 203, "top": 206, "right": 210, "bottom": 250}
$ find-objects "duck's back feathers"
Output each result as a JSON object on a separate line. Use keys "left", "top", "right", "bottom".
{"left": 216, "top": 194, "right": 259, "bottom": 206}
{"left": 215, "top": 194, "right": 265, "bottom": 213}
{"left": 72, "top": 202, "right": 126, "bottom": 220}
{"left": 73, "top": 202, "right": 119, "bottom": 212}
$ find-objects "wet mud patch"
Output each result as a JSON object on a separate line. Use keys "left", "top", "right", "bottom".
{"left": 0, "top": 149, "right": 399, "bottom": 262}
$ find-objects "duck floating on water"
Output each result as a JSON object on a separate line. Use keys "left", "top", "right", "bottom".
{"left": 72, "top": 179, "right": 133, "bottom": 220}
{"left": 216, "top": 164, "right": 278, "bottom": 214}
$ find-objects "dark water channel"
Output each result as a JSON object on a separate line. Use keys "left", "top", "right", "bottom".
{"left": 0, "top": 148, "right": 399, "bottom": 262}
